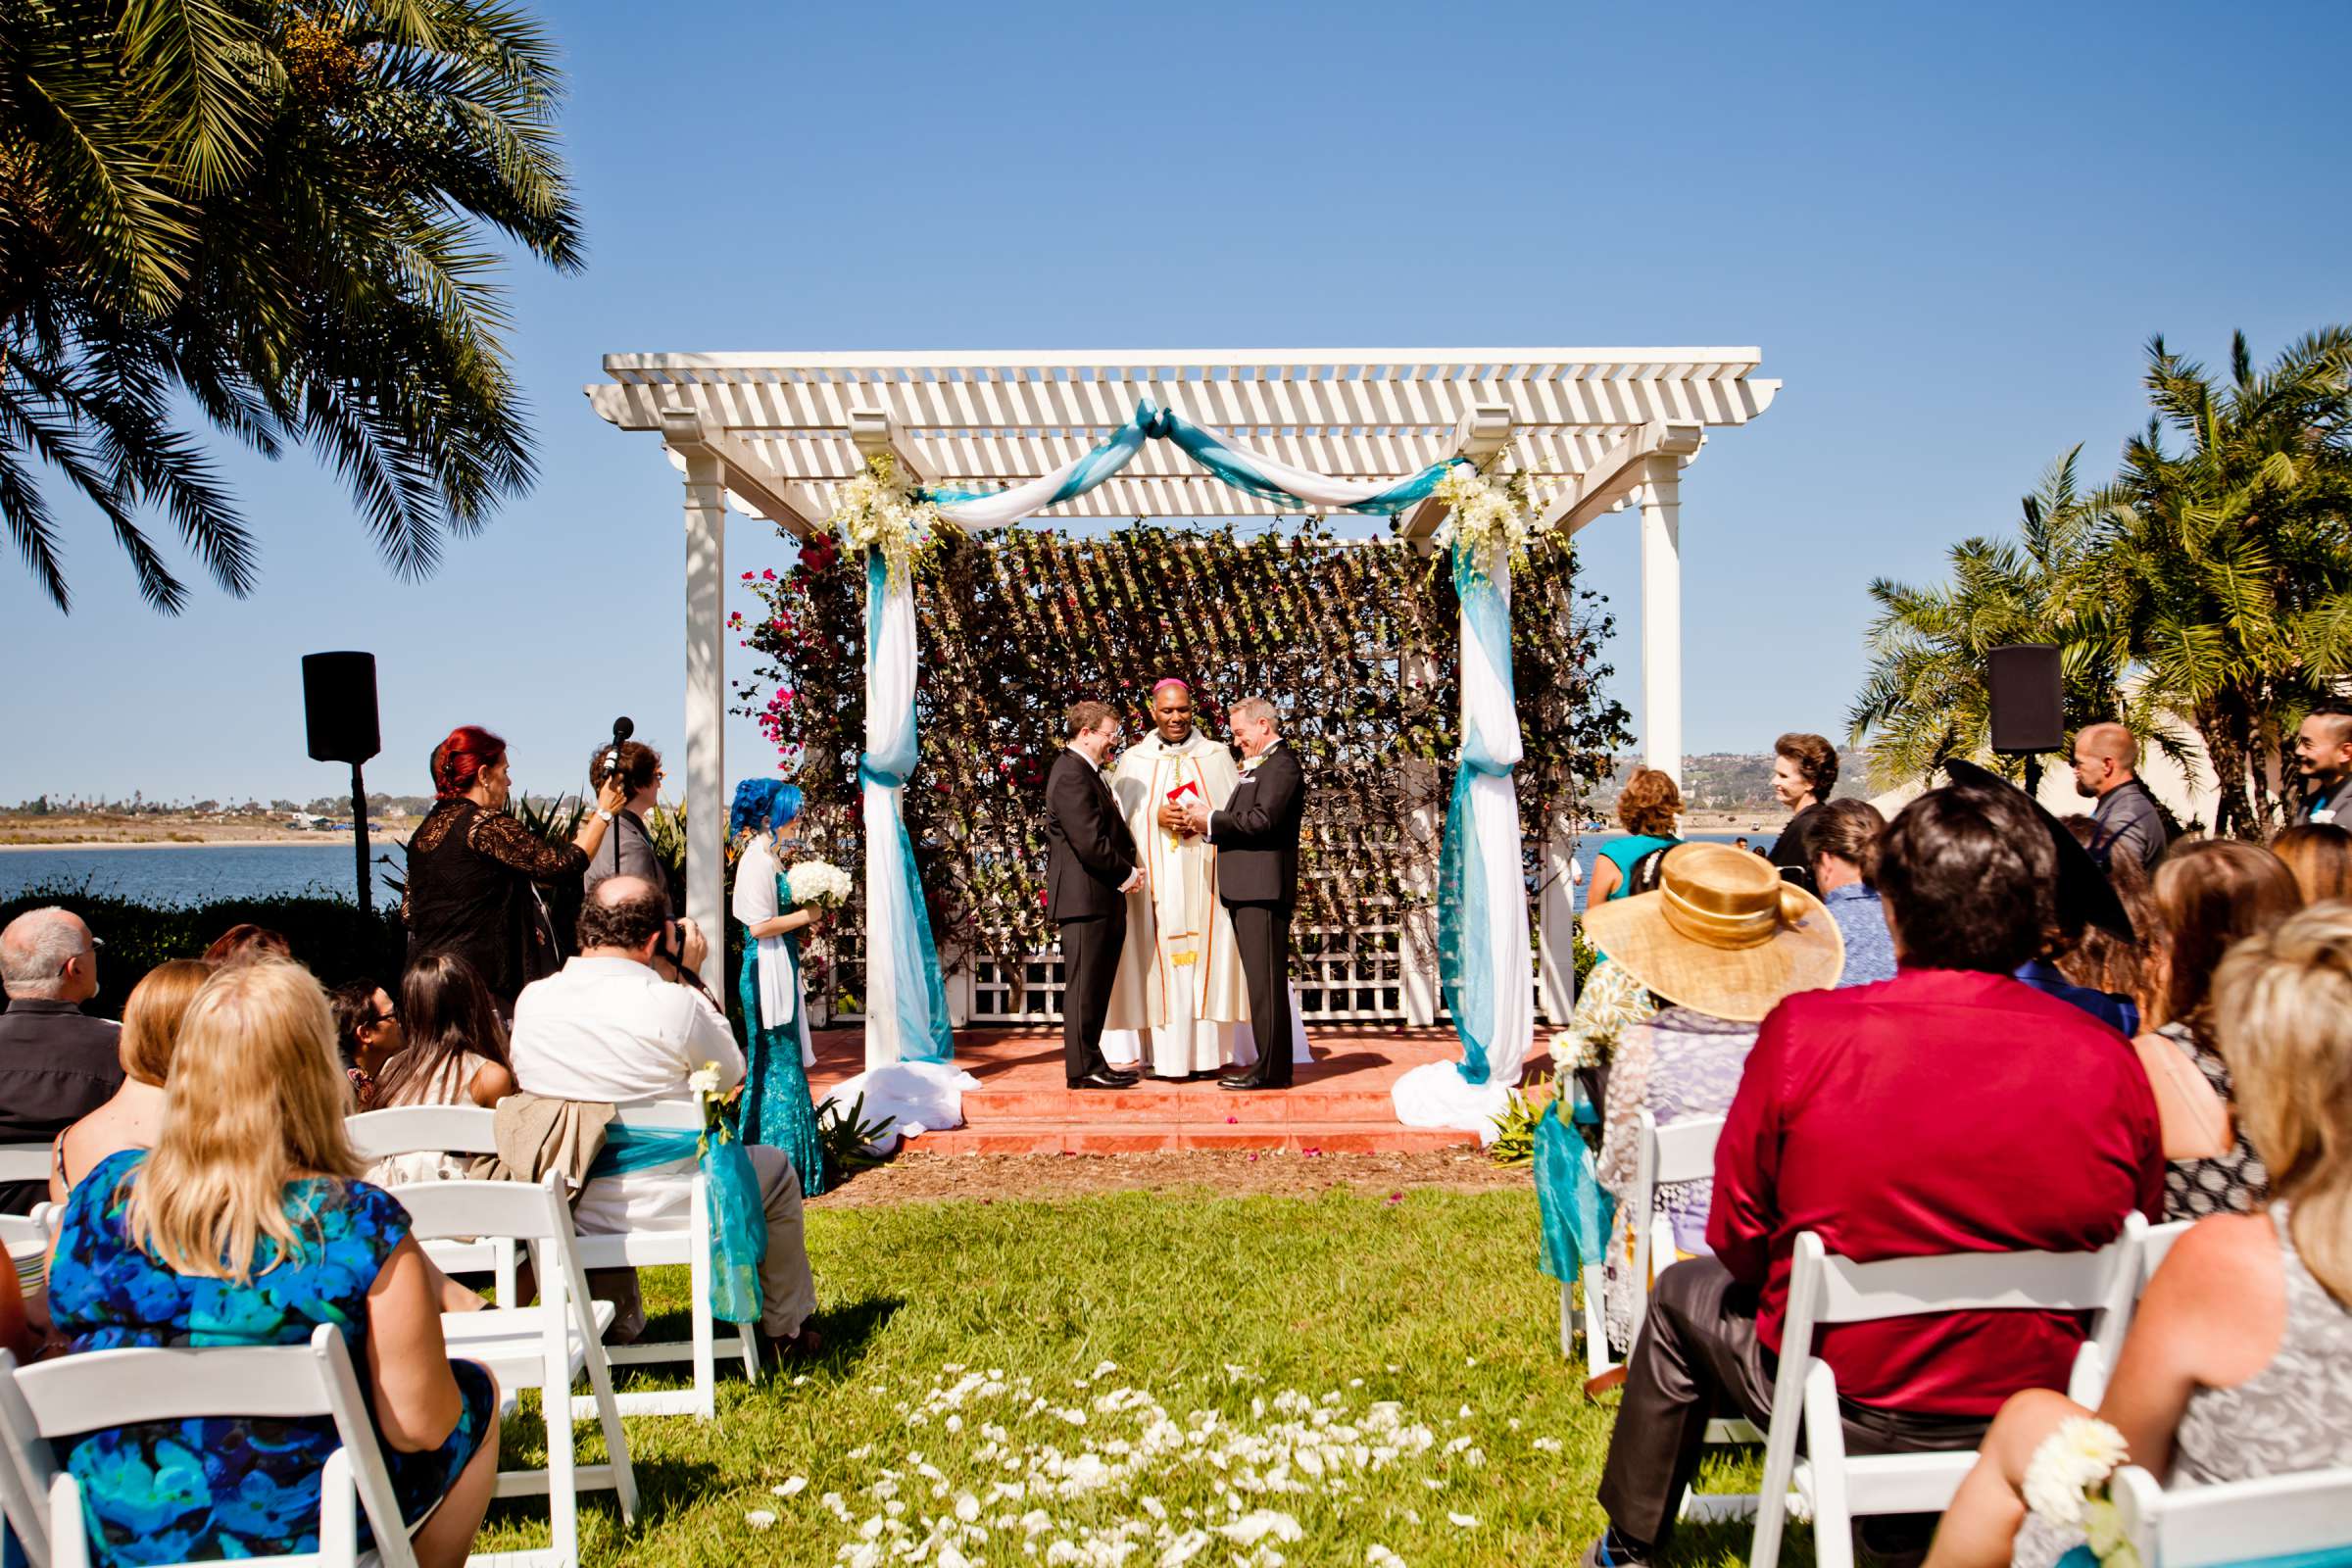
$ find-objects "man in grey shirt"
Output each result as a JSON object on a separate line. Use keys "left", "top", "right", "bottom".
{"left": 583, "top": 739, "right": 671, "bottom": 908}
{"left": 2071, "top": 722, "right": 2165, "bottom": 871}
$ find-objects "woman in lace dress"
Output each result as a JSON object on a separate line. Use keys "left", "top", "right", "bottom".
{"left": 729, "top": 780, "right": 828, "bottom": 1198}
{"left": 402, "top": 725, "right": 627, "bottom": 1012}
{"left": 2135, "top": 841, "right": 2299, "bottom": 1221}
{"left": 1926, "top": 902, "right": 2352, "bottom": 1568}
{"left": 1577, "top": 843, "right": 1845, "bottom": 1357}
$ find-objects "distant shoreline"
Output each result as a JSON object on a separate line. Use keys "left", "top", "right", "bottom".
{"left": 0, "top": 836, "right": 364, "bottom": 853}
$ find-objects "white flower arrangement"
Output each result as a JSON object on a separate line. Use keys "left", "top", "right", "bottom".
{"left": 2023, "top": 1416, "right": 2141, "bottom": 1568}
{"left": 1429, "top": 465, "right": 1530, "bottom": 582}
{"left": 687, "top": 1060, "right": 725, "bottom": 1099}
{"left": 788, "top": 858, "right": 854, "bottom": 908}
{"left": 831, "top": 452, "right": 942, "bottom": 589}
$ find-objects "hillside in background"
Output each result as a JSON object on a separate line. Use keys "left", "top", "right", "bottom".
{"left": 1583, "top": 753, "right": 1873, "bottom": 813}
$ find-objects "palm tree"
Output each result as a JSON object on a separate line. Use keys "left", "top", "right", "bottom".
{"left": 1, "top": 0, "right": 581, "bottom": 612}
{"left": 1847, "top": 450, "right": 2169, "bottom": 789}
{"left": 2078, "top": 330, "right": 2352, "bottom": 836}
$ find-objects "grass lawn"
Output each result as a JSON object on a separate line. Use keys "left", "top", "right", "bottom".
{"left": 476, "top": 1183, "right": 1774, "bottom": 1566}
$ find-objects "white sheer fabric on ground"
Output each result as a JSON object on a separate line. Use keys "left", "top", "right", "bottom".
{"left": 819, "top": 1059, "right": 980, "bottom": 1153}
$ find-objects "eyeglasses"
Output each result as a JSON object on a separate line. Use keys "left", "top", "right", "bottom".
{"left": 373, "top": 1005, "right": 400, "bottom": 1025}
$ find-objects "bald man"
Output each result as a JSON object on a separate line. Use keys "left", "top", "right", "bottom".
{"left": 0, "top": 906, "right": 121, "bottom": 1211}
{"left": 2071, "top": 722, "right": 2165, "bottom": 870}
{"left": 2291, "top": 703, "right": 2352, "bottom": 825}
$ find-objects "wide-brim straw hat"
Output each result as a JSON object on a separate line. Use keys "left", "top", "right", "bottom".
{"left": 1580, "top": 841, "right": 1846, "bottom": 1022}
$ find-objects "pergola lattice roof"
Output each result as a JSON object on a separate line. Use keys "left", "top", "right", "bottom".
{"left": 586, "top": 348, "right": 1780, "bottom": 536}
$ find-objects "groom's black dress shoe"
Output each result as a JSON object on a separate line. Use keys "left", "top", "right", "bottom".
{"left": 1217, "top": 1073, "right": 1268, "bottom": 1091}
{"left": 1073, "top": 1070, "right": 1135, "bottom": 1090}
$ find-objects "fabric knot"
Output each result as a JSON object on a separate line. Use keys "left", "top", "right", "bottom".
{"left": 858, "top": 759, "right": 906, "bottom": 791}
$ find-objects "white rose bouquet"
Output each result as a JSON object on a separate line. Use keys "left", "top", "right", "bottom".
{"left": 787, "top": 859, "right": 853, "bottom": 909}
{"left": 2022, "top": 1415, "right": 2139, "bottom": 1568}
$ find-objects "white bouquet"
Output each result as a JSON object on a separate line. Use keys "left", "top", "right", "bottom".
{"left": 787, "top": 859, "right": 854, "bottom": 909}
{"left": 2022, "top": 1416, "right": 2139, "bottom": 1568}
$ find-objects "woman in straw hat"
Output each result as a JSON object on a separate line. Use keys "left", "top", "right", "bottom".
{"left": 1578, "top": 841, "right": 1844, "bottom": 1358}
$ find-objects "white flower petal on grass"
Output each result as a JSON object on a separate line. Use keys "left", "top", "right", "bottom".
{"left": 1366, "top": 1548, "right": 1407, "bottom": 1568}
{"left": 1212, "top": 1509, "right": 1302, "bottom": 1546}
{"left": 742, "top": 1507, "right": 777, "bottom": 1529}
{"left": 772, "top": 1477, "right": 808, "bottom": 1497}
{"left": 1156, "top": 1530, "right": 1211, "bottom": 1567}
{"left": 1446, "top": 1512, "right": 1479, "bottom": 1529}
{"left": 1141, "top": 1496, "right": 1167, "bottom": 1520}
{"left": 955, "top": 1492, "right": 981, "bottom": 1523}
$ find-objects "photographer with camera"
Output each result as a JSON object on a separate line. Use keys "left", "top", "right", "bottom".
{"left": 507, "top": 877, "right": 821, "bottom": 1363}
{"left": 404, "top": 725, "right": 628, "bottom": 1014}
{"left": 583, "top": 721, "right": 671, "bottom": 909}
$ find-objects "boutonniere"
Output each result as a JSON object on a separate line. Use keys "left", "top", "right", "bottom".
{"left": 1240, "top": 755, "right": 1265, "bottom": 776}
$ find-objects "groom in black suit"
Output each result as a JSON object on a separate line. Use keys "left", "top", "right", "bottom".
{"left": 1176, "top": 695, "right": 1305, "bottom": 1090}
{"left": 1044, "top": 701, "right": 1143, "bottom": 1090}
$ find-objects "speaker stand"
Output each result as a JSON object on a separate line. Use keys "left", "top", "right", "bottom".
{"left": 349, "top": 761, "right": 371, "bottom": 912}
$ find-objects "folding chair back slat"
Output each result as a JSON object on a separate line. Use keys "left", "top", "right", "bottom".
{"left": 344, "top": 1106, "right": 497, "bottom": 1160}
{"left": 0, "top": 1146, "right": 52, "bottom": 1191}
{"left": 2114, "top": 1462, "right": 2352, "bottom": 1567}
{"left": 392, "top": 1180, "right": 567, "bottom": 1246}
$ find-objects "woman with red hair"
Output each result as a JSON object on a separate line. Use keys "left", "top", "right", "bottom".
{"left": 401, "top": 726, "right": 626, "bottom": 1011}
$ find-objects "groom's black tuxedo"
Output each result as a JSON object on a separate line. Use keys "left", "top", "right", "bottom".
{"left": 1209, "top": 741, "right": 1306, "bottom": 1086}
{"left": 1044, "top": 750, "right": 1137, "bottom": 1085}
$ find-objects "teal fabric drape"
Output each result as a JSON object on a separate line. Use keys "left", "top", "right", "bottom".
{"left": 737, "top": 920, "right": 828, "bottom": 1199}
{"left": 1534, "top": 1103, "right": 1615, "bottom": 1286}
{"left": 590, "top": 1121, "right": 767, "bottom": 1325}
{"left": 1437, "top": 541, "right": 1520, "bottom": 1086}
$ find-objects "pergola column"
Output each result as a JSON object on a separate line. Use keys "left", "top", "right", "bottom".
{"left": 677, "top": 441, "right": 728, "bottom": 991}
{"left": 1638, "top": 455, "right": 1684, "bottom": 789}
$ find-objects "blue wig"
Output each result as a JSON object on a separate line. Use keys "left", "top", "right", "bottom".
{"left": 729, "top": 779, "right": 804, "bottom": 838}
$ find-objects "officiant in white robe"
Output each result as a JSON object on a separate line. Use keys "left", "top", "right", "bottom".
{"left": 1102, "top": 681, "right": 1250, "bottom": 1077}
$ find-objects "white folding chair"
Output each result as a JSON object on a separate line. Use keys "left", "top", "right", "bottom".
{"left": 347, "top": 1105, "right": 517, "bottom": 1305}
{"left": 1745, "top": 1216, "right": 2146, "bottom": 1568}
{"left": 0, "top": 1324, "right": 417, "bottom": 1568}
{"left": 1571, "top": 1114, "right": 1762, "bottom": 1446}
{"left": 2113, "top": 1462, "right": 2352, "bottom": 1567}
{"left": 0, "top": 1146, "right": 52, "bottom": 1211}
{"left": 2069, "top": 1218, "right": 2194, "bottom": 1405}
{"left": 388, "top": 1174, "right": 638, "bottom": 1568}
{"left": 567, "top": 1098, "right": 759, "bottom": 1420}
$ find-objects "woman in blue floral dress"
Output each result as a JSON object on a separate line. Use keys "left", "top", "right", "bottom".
{"left": 728, "top": 780, "right": 830, "bottom": 1197}
{"left": 45, "top": 960, "right": 499, "bottom": 1568}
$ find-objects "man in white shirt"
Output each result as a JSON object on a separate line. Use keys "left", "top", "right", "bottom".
{"left": 509, "top": 877, "right": 818, "bottom": 1357}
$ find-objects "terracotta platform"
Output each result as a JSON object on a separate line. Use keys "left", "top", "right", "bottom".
{"left": 806, "top": 1027, "right": 1484, "bottom": 1154}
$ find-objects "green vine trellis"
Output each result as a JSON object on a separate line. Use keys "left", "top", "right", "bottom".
{"left": 729, "top": 520, "right": 1632, "bottom": 1012}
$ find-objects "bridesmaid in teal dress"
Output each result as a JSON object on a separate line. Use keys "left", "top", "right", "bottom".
{"left": 729, "top": 780, "right": 829, "bottom": 1197}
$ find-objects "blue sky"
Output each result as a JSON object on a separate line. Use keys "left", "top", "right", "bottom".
{"left": 5, "top": 0, "right": 2347, "bottom": 804}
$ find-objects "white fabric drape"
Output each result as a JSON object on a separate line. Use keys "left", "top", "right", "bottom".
{"left": 730, "top": 834, "right": 801, "bottom": 1045}
{"left": 1393, "top": 556, "right": 1533, "bottom": 1142}
{"left": 862, "top": 568, "right": 921, "bottom": 1069}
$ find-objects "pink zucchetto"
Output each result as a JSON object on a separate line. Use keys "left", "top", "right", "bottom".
{"left": 1152, "top": 678, "right": 1191, "bottom": 698}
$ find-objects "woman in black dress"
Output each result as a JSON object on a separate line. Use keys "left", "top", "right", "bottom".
{"left": 402, "top": 725, "right": 626, "bottom": 1012}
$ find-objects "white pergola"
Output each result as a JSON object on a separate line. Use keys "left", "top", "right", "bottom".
{"left": 586, "top": 349, "right": 1781, "bottom": 988}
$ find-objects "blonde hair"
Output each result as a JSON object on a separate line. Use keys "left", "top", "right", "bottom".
{"left": 121, "top": 960, "right": 364, "bottom": 1282}
{"left": 2212, "top": 903, "right": 2352, "bottom": 1306}
{"left": 119, "top": 960, "right": 211, "bottom": 1085}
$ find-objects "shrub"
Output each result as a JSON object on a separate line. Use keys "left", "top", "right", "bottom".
{"left": 0, "top": 887, "right": 403, "bottom": 1018}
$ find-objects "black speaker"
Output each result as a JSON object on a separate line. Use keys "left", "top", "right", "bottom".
{"left": 1986, "top": 644, "right": 2064, "bottom": 755}
{"left": 302, "top": 652, "right": 381, "bottom": 765}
